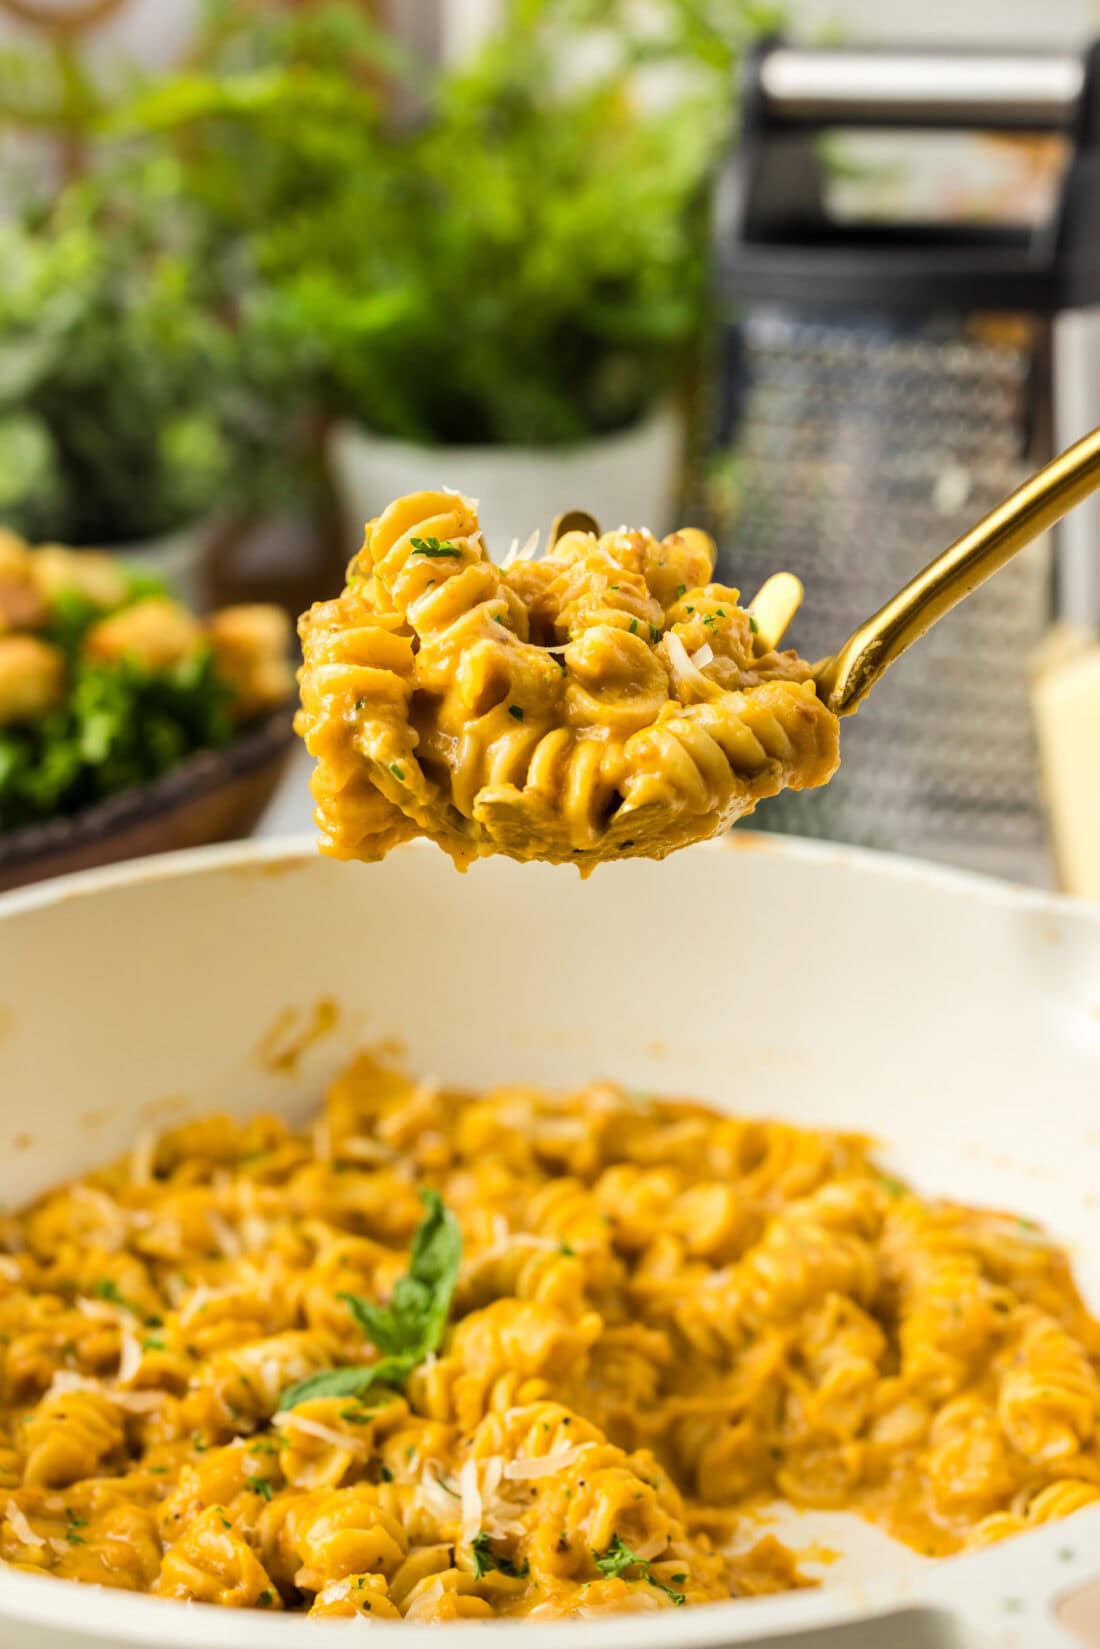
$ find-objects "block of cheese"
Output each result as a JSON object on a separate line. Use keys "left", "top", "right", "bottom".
{"left": 1032, "top": 624, "right": 1100, "bottom": 900}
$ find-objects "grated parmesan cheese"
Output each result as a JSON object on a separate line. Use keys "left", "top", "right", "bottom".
{"left": 71, "top": 1187, "right": 127, "bottom": 1251}
{"left": 206, "top": 1210, "right": 243, "bottom": 1260}
{"left": 417, "top": 1462, "right": 461, "bottom": 1525}
{"left": 275, "top": 1412, "right": 368, "bottom": 1457}
{"left": 5, "top": 1501, "right": 42, "bottom": 1548}
{"left": 458, "top": 1457, "right": 482, "bottom": 1543}
{"left": 116, "top": 1327, "right": 144, "bottom": 1386}
{"left": 317, "top": 1578, "right": 354, "bottom": 1605}
{"left": 470, "top": 1232, "right": 561, "bottom": 1270}
{"left": 503, "top": 1444, "right": 592, "bottom": 1480}
{"left": 46, "top": 1371, "right": 164, "bottom": 1413}
{"left": 664, "top": 631, "right": 714, "bottom": 702}
{"left": 503, "top": 529, "right": 540, "bottom": 568}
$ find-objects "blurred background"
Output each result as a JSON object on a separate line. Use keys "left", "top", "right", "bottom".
{"left": 2, "top": 0, "right": 1099, "bottom": 896}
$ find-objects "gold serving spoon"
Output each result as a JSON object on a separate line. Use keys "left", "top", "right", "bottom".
{"left": 553, "top": 424, "right": 1100, "bottom": 717}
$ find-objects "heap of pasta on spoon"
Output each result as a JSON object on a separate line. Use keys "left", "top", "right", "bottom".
{"left": 297, "top": 490, "right": 839, "bottom": 871}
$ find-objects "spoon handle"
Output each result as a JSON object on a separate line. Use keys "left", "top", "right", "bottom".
{"left": 814, "top": 425, "right": 1100, "bottom": 717}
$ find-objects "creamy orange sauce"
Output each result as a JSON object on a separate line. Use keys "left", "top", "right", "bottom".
{"left": 0, "top": 1055, "right": 1097, "bottom": 1618}
{"left": 296, "top": 492, "right": 839, "bottom": 871}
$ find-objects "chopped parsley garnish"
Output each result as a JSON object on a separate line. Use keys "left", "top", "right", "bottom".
{"left": 192, "top": 1434, "right": 208, "bottom": 1453}
{"left": 702, "top": 613, "right": 715, "bottom": 627}
{"left": 142, "top": 1336, "right": 165, "bottom": 1352}
{"left": 716, "top": 609, "right": 726, "bottom": 618}
{"left": 593, "top": 1535, "right": 685, "bottom": 1605}
{"left": 91, "top": 1279, "right": 147, "bottom": 1319}
{"left": 281, "top": 1190, "right": 462, "bottom": 1409}
{"left": 471, "top": 1531, "right": 529, "bottom": 1580}
{"left": 410, "top": 536, "right": 461, "bottom": 559}
{"left": 257, "top": 1589, "right": 275, "bottom": 1607}
{"left": 247, "top": 1478, "right": 274, "bottom": 1501}
{"left": 629, "top": 618, "right": 638, "bottom": 634}
{"left": 508, "top": 705, "right": 524, "bottom": 721}
{"left": 65, "top": 1528, "right": 85, "bottom": 1545}
{"left": 676, "top": 584, "right": 687, "bottom": 598}
{"left": 558, "top": 1242, "right": 576, "bottom": 1257}
{"left": 749, "top": 616, "right": 759, "bottom": 634}
{"left": 877, "top": 1175, "right": 906, "bottom": 1199}
{"left": 649, "top": 624, "right": 660, "bottom": 642}
{"left": 380, "top": 1464, "right": 394, "bottom": 1482}
{"left": 388, "top": 764, "right": 405, "bottom": 781}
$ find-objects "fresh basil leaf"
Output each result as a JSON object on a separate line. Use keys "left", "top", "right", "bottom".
{"left": 278, "top": 1365, "right": 404, "bottom": 1411}
{"left": 282, "top": 1189, "right": 462, "bottom": 1410}
{"left": 341, "top": 1188, "right": 461, "bottom": 1362}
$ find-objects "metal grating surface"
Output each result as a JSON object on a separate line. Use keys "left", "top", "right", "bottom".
{"left": 716, "top": 311, "right": 1052, "bottom": 885}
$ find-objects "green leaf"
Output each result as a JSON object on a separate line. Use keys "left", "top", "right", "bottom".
{"left": 42, "top": 587, "right": 101, "bottom": 655}
{"left": 593, "top": 1534, "right": 685, "bottom": 1605}
{"left": 278, "top": 1366, "right": 404, "bottom": 1411}
{"left": 342, "top": 1189, "right": 461, "bottom": 1361}
{"left": 283, "top": 1190, "right": 462, "bottom": 1410}
{"left": 409, "top": 537, "right": 462, "bottom": 559}
{"left": 471, "top": 1530, "right": 529, "bottom": 1580}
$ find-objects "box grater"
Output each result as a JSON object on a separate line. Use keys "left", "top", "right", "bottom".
{"left": 714, "top": 42, "right": 1100, "bottom": 884}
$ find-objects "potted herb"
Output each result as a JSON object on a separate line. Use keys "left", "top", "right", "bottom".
{"left": 121, "top": 0, "right": 762, "bottom": 555}
{"left": 0, "top": 160, "right": 232, "bottom": 605}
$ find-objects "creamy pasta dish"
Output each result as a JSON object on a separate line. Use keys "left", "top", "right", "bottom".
{"left": 1, "top": 1054, "right": 1098, "bottom": 1619}
{"left": 296, "top": 492, "right": 839, "bottom": 870}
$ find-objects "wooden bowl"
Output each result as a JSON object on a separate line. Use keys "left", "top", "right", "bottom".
{"left": 0, "top": 706, "right": 297, "bottom": 894}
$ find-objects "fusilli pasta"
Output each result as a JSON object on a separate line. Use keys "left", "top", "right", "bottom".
{"left": 1, "top": 1055, "right": 1097, "bottom": 1616}
{"left": 297, "top": 493, "right": 840, "bottom": 870}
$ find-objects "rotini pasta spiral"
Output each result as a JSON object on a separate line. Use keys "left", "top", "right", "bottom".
{"left": 297, "top": 492, "right": 840, "bottom": 870}
{"left": 2, "top": 1052, "right": 1099, "bottom": 1615}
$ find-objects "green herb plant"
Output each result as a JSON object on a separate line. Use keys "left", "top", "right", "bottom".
{"left": 0, "top": 160, "right": 234, "bottom": 547}
{"left": 119, "top": 0, "right": 774, "bottom": 452}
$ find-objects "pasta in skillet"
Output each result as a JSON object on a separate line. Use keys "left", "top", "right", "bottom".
{"left": 296, "top": 492, "right": 839, "bottom": 870}
{"left": 1, "top": 1054, "right": 1098, "bottom": 1619}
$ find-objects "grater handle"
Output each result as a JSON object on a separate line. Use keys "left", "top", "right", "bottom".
{"left": 754, "top": 45, "right": 1084, "bottom": 131}
{"left": 814, "top": 425, "right": 1100, "bottom": 717}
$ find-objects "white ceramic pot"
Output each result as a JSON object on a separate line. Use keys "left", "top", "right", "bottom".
{"left": 104, "top": 517, "right": 213, "bottom": 610}
{"left": 0, "top": 835, "right": 1098, "bottom": 1648}
{"left": 331, "top": 403, "right": 684, "bottom": 558}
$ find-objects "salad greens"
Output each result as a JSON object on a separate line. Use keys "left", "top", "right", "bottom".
{"left": 0, "top": 572, "right": 233, "bottom": 835}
